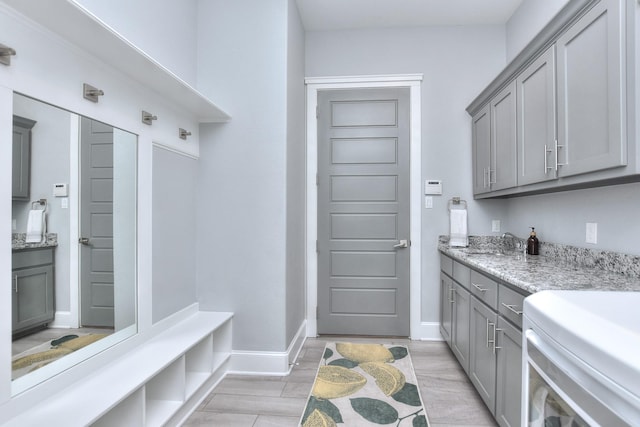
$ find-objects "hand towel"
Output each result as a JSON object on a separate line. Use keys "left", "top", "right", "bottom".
{"left": 26, "top": 209, "right": 45, "bottom": 243}
{"left": 449, "top": 208, "right": 468, "bottom": 247}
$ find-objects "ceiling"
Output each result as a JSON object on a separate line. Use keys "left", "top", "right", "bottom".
{"left": 295, "top": 0, "right": 525, "bottom": 31}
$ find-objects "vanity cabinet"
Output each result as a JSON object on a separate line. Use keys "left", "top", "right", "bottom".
{"left": 440, "top": 255, "right": 471, "bottom": 374}
{"left": 11, "top": 247, "right": 55, "bottom": 337}
{"left": 468, "top": 0, "right": 635, "bottom": 198}
{"left": 12, "top": 115, "right": 36, "bottom": 201}
{"left": 440, "top": 253, "right": 528, "bottom": 427}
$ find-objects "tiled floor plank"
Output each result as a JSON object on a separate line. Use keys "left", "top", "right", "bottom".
{"left": 184, "top": 337, "right": 498, "bottom": 426}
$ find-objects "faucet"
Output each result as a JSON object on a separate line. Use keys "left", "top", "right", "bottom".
{"left": 501, "top": 232, "right": 523, "bottom": 250}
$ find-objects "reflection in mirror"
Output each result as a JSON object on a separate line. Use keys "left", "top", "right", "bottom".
{"left": 10, "top": 94, "right": 137, "bottom": 393}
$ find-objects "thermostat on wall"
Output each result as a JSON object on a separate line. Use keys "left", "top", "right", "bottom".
{"left": 424, "top": 180, "right": 442, "bottom": 195}
{"left": 53, "top": 183, "right": 68, "bottom": 197}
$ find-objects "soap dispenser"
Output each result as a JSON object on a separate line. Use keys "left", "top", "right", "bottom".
{"left": 527, "top": 227, "right": 539, "bottom": 255}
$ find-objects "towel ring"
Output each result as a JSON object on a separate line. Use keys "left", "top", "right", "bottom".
{"left": 31, "top": 199, "right": 48, "bottom": 212}
{"left": 448, "top": 197, "right": 467, "bottom": 211}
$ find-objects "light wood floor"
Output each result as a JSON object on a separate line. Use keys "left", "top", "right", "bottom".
{"left": 183, "top": 337, "right": 497, "bottom": 427}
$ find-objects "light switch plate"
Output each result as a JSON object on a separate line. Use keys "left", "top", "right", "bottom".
{"left": 586, "top": 222, "right": 598, "bottom": 244}
{"left": 425, "top": 196, "right": 433, "bottom": 209}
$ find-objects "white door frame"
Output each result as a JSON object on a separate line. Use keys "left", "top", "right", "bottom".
{"left": 305, "top": 74, "right": 423, "bottom": 339}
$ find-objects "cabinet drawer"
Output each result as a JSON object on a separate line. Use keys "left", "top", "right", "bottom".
{"left": 499, "top": 285, "right": 528, "bottom": 329}
{"left": 453, "top": 261, "right": 471, "bottom": 290}
{"left": 12, "top": 248, "right": 54, "bottom": 269}
{"left": 470, "top": 270, "right": 498, "bottom": 310}
{"left": 440, "top": 254, "right": 453, "bottom": 276}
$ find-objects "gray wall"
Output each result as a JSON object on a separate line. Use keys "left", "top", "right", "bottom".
{"left": 152, "top": 146, "right": 198, "bottom": 323}
{"left": 285, "top": 0, "right": 306, "bottom": 345}
{"left": 306, "top": 25, "right": 510, "bottom": 325}
{"left": 195, "top": 0, "right": 292, "bottom": 352}
{"left": 75, "top": 0, "right": 199, "bottom": 87}
{"left": 506, "top": 0, "right": 570, "bottom": 61}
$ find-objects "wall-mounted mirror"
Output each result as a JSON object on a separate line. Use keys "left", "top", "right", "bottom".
{"left": 10, "top": 93, "right": 137, "bottom": 394}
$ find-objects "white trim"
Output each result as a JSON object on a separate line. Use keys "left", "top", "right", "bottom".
{"left": 229, "top": 321, "right": 307, "bottom": 376}
{"left": 419, "top": 322, "right": 445, "bottom": 341}
{"left": 304, "top": 74, "right": 423, "bottom": 339}
{"left": 50, "top": 311, "right": 72, "bottom": 328}
{"left": 68, "top": 114, "right": 80, "bottom": 329}
{"left": 151, "top": 141, "right": 200, "bottom": 160}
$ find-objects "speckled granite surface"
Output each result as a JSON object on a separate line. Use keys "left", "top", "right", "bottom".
{"left": 439, "top": 235, "right": 640, "bottom": 294}
{"left": 12, "top": 233, "right": 58, "bottom": 250}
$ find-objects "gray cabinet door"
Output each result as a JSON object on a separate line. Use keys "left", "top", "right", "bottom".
{"left": 556, "top": 0, "right": 625, "bottom": 177}
{"left": 12, "top": 116, "right": 36, "bottom": 201}
{"left": 439, "top": 272, "right": 453, "bottom": 344}
{"left": 469, "top": 297, "right": 497, "bottom": 415}
{"left": 517, "top": 46, "right": 557, "bottom": 185}
{"left": 472, "top": 104, "right": 491, "bottom": 195}
{"left": 451, "top": 281, "right": 470, "bottom": 374}
{"left": 490, "top": 82, "right": 517, "bottom": 191}
{"left": 495, "top": 318, "right": 522, "bottom": 427}
{"left": 12, "top": 264, "right": 54, "bottom": 334}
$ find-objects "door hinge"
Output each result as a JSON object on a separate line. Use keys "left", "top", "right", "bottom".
{"left": 316, "top": 240, "right": 319, "bottom": 253}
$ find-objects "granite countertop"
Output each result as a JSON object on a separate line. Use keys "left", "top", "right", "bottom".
{"left": 438, "top": 236, "right": 640, "bottom": 294}
{"left": 12, "top": 233, "right": 58, "bottom": 250}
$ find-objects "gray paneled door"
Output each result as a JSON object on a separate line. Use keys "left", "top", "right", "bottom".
{"left": 317, "top": 88, "right": 410, "bottom": 336}
{"left": 80, "top": 117, "right": 115, "bottom": 327}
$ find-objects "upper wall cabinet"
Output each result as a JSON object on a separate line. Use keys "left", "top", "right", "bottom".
{"left": 556, "top": 0, "right": 625, "bottom": 177}
{"left": 467, "top": 0, "right": 637, "bottom": 198}
{"left": 472, "top": 83, "right": 517, "bottom": 194}
{"left": 516, "top": 46, "right": 557, "bottom": 186}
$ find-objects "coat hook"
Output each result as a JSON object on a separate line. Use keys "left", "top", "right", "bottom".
{"left": 0, "top": 43, "right": 17, "bottom": 66}
{"left": 83, "top": 83, "right": 104, "bottom": 103}
{"left": 179, "top": 128, "right": 192, "bottom": 140}
{"left": 142, "top": 110, "right": 158, "bottom": 125}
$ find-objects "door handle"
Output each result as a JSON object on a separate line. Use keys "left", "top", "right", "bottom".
{"left": 393, "top": 239, "right": 409, "bottom": 249}
{"left": 78, "top": 237, "right": 90, "bottom": 245}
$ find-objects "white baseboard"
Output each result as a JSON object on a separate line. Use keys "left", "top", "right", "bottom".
{"left": 229, "top": 320, "right": 307, "bottom": 376}
{"left": 50, "top": 311, "right": 73, "bottom": 328}
{"left": 418, "top": 321, "right": 444, "bottom": 341}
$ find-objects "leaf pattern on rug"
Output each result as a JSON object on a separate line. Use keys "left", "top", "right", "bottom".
{"left": 301, "top": 343, "right": 429, "bottom": 427}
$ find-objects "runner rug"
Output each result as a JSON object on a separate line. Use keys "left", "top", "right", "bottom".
{"left": 300, "top": 342, "right": 429, "bottom": 427}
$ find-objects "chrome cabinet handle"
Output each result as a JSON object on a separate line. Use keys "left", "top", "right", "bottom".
{"left": 544, "top": 144, "right": 554, "bottom": 173}
{"left": 449, "top": 287, "right": 455, "bottom": 304}
{"left": 501, "top": 303, "right": 523, "bottom": 316}
{"left": 472, "top": 283, "right": 487, "bottom": 292}
{"left": 488, "top": 168, "right": 496, "bottom": 185}
{"left": 393, "top": 239, "right": 408, "bottom": 249}
{"left": 483, "top": 168, "right": 488, "bottom": 188}
{"left": 555, "top": 139, "right": 566, "bottom": 169}
{"left": 14, "top": 275, "right": 18, "bottom": 293}
{"left": 486, "top": 318, "right": 491, "bottom": 348}
{"left": 494, "top": 327, "right": 503, "bottom": 354}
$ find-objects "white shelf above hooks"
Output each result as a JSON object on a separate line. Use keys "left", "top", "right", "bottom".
{"left": 2, "top": 0, "right": 231, "bottom": 123}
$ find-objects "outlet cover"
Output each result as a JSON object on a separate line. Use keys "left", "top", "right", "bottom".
{"left": 492, "top": 220, "right": 501, "bottom": 232}
{"left": 586, "top": 222, "right": 598, "bottom": 244}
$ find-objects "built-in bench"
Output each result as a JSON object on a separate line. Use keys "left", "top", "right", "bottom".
{"left": 6, "top": 311, "right": 233, "bottom": 426}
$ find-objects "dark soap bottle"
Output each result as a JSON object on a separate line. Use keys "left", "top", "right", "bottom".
{"left": 527, "top": 227, "right": 539, "bottom": 255}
